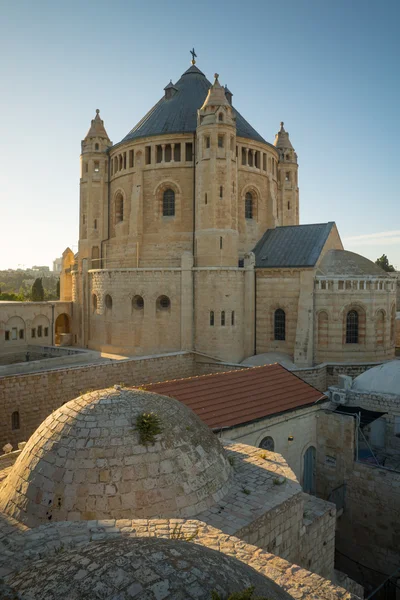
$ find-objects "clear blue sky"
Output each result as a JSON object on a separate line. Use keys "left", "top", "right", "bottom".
{"left": 1, "top": 0, "right": 399, "bottom": 269}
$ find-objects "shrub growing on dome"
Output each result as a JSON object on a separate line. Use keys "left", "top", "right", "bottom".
{"left": 135, "top": 411, "right": 162, "bottom": 445}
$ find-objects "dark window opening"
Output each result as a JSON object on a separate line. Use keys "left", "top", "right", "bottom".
{"left": 129, "top": 150, "right": 134, "bottom": 168}
{"left": 259, "top": 436, "right": 274, "bottom": 451}
{"left": 218, "top": 113, "right": 223, "bottom": 122}
{"left": 205, "top": 136, "right": 210, "bottom": 149}
{"left": 221, "top": 311, "right": 225, "bottom": 326}
{"left": 158, "top": 295, "right": 171, "bottom": 310}
{"left": 165, "top": 144, "right": 172, "bottom": 162}
{"left": 156, "top": 145, "right": 162, "bottom": 163}
{"left": 231, "top": 311, "right": 235, "bottom": 326}
{"left": 163, "top": 189, "right": 175, "bottom": 216}
{"left": 94, "top": 219, "right": 97, "bottom": 229}
{"left": 174, "top": 143, "right": 181, "bottom": 162}
{"left": 95, "top": 143, "right": 99, "bottom": 151}
{"left": 115, "top": 194, "right": 124, "bottom": 223}
{"left": 123, "top": 152, "right": 127, "bottom": 169}
{"left": 5, "top": 331, "right": 10, "bottom": 341}
{"left": 185, "top": 143, "right": 193, "bottom": 161}
{"left": 145, "top": 146, "right": 151, "bottom": 165}
{"left": 218, "top": 135, "right": 224, "bottom": 148}
{"left": 220, "top": 236, "right": 223, "bottom": 249}
{"left": 132, "top": 295, "right": 144, "bottom": 310}
{"left": 105, "top": 294, "right": 113, "bottom": 310}
{"left": 12, "top": 411, "right": 20, "bottom": 430}
{"left": 219, "top": 186, "right": 223, "bottom": 198}
{"left": 44, "top": 327, "right": 49, "bottom": 337}
{"left": 245, "top": 192, "right": 253, "bottom": 219}
{"left": 205, "top": 193, "right": 207, "bottom": 204}
{"left": 31, "top": 328, "right": 36, "bottom": 338}
{"left": 210, "top": 311, "right": 214, "bottom": 326}
{"left": 263, "top": 153, "right": 267, "bottom": 170}
{"left": 346, "top": 310, "right": 359, "bottom": 343}
{"left": 241, "top": 148, "right": 246, "bottom": 165}
{"left": 19, "top": 329, "right": 24, "bottom": 339}
{"left": 37, "top": 326, "right": 42, "bottom": 338}
{"left": 254, "top": 151, "right": 260, "bottom": 169}
{"left": 248, "top": 151, "right": 253, "bottom": 167}
{"left": 274, "top": 309, "right": 286, "bottom": 341}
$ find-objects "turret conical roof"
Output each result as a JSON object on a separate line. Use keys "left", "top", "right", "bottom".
{"left": 273, "top": 122, "right": 293, "bottom": 150}
{"left": 84, "top": 109, "right": 110, "bottom": 141}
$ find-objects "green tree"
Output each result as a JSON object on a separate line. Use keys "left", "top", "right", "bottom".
{"left": 56, "top": 278, "right": 60, "bottom": 299}
{"left": 375, "top": 254, "right": 395, "bottom": 272}
{"left": 31, "top": 277, "right": 45, "bottom": 301}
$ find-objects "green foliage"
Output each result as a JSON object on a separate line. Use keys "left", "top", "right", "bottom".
{"left": 211, "top": 586, "right": 270, "bottom": 600}
{"left": 375, "top": 254, "right": 395, "bottom": 272}
{"left": 0, "top": 269, "right": 59, "bottom": 300}
{"left": 136, "top": 412, "right": 162, "bottom": 445}
{"left": 31, "top": 278, "right": 45, "bottom": 301}
{"left": 56, "top": 278, "right": 60, "bottom": 299}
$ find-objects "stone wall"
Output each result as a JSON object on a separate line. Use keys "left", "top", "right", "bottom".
{"left": 300, "top": 494, "right": 336, "bottom": 580}
{"left": 316, "top": 408, "right": 400, "bottom": 593}
{"left": 0, "top": 351, "right": 195, "bottom": 451}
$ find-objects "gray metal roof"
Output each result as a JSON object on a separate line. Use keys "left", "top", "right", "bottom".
{"left": 118, "top": 65, "right": 268, "bottom": 146}
{"left": 253, "top": 223, "right": 335, "bottom": 268}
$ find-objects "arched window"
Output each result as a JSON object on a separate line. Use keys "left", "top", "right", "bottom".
{"left": 210, "top": 311, "right": 214, "bottom": 326}
{"left": 245, "top": 192, "right": 253, "bottom": 219}
{"left": 157, "top": 295, "right": 171, "bottom": 310}
{"left": 132, "top": 295, "right": 144, "bottom": 310}
{"left": 105, "top": 294, "right": 113, "bottom": 310}
{"left": 274, "top": 309, "right": 286, "bottom": 341}
{"left": 346, "top": 310, "right": 359, "bottom": 343}
{"left": 115, "top": 193, "right": 124, "bottom": 223}
{"left": 218, "top": 113, "right": 224, "bottom": 122}
{"left": 12, "top": 411, "right": 20, "bottom": 430}
{"left": 259, "top": 436, "right": 274, "bottom": 451}
{"left": 95, "top": 143, "right": 99, "bottom": 151}
{"left": 221, "top": 311, "right": 225, "bottom": 326}
{"left": 163, "top": 189, "right": 175, "bottom": 216}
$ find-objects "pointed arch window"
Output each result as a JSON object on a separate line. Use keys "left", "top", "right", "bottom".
{"left": 274, "top": 309, "right": 286, "bottom": 341}
{"left": 115, "top": 193, "right": 124, "bottom": 223}
{"left": 346, "top": 310, "right": 359, "bottom": 343}
{"left": 245, "top": 192, "right": 253, "bottom": 219}
{"left": 163, "top": 189, "right": 175, "bottom": 216}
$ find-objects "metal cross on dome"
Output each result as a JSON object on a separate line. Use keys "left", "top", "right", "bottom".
{"left": 190, "top": 48, "right": 197, "bottom": 64}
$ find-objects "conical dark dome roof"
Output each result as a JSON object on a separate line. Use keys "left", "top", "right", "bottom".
{"left": 119, "top": 65, "right": 268, "bottom": 146}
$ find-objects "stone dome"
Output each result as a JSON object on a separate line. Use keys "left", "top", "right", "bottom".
{"left": 0, "top": 388, "right": 232, "bottom": 526}
{"left": 241, "top": 352, "right": 296, "bottom": 369}
{"left": 352, "top": 361, "right": 400, "bottom": 395}
{"left": 317, "top": 249, "right": 390, "bottom": 278}
{"left": 5, "top": 537, "right": 292, "bottom": 600}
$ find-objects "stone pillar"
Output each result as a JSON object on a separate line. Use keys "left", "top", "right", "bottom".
{"left": 180, "top": 252, "right": 194, "bottom": 351}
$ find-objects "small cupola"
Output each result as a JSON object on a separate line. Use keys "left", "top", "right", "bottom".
{"left": 81, "top": 109, "right": 111, "bottom": 153}
{"left": 224, "top": 85, "right": 233, "bottom": 105}
{"left": 164, "top": 80, "right": 178, "bottom": 100}
{"left": 273, "top": 122, "right": 297, "bottom": 162}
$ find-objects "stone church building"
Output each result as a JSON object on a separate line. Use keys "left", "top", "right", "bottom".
{"left": 61, "top": 57, "right": 396, "bottom": 366}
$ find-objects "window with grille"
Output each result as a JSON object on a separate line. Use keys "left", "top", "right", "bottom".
{"left": 245, "top": 192, "right": 253, "bottom": 219}
{"left": 163, "top": 189, "right": 175, "bottom": 216}
{"left": 346, "top": 310, "right": 359, "bottom": 343}
{"left": 274, "top": 309, "right": 286, "bottom": 341}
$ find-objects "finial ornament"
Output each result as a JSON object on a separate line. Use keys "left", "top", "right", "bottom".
{"left": 214, "top": 73, "right": 219, "bottom": 81}
{"left": 190, "top": 47, "right": 197, "bottom": 65}
{"left": 96, "top": 109, "right": 100, "bottom": 115}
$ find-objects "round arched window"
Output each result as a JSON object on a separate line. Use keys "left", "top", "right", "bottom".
{"left": 157, "top": 295, "right": 171, "bottom": 310}
{"left": 259, "top": 436, "right": 275, "bottom": 452}
{"left": 132, "top": 295, "right": 144, "bottom": 310}
{"left": 105, "top": 294, "right": 113, "bottom": 310}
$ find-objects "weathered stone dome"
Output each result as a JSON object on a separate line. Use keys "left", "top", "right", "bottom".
{"left": 5, "top": 537, "right": 292, "bottom": 600}
{"left": 352, "top": 361, "right": 400, "bottom": 396}
{"left": 317, "top": 249, "right": 390, "bottom": 278}
{"left": 0, "top": 388, "right": 232, "bottom": 526}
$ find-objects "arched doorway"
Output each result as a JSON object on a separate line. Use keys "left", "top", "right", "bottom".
{"left": 55, "top": 313, "right": 70, "bottom": 345}
{"left": 303, "top": 446, "right": 316, "bottom": 495}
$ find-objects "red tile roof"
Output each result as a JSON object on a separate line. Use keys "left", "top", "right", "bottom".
{"left": 141, "top": 364, "right": 326, "bottom": 430}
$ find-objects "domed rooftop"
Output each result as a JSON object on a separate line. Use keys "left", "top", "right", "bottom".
{"left": 317, "top": 249, "right": 390, "bottom": 278}
{"left": 241, "top": 352, "right": 296, "bottom": 369}
{"left": 119, "top": 64, "right": 269, "bottom": 146}
{"left": 352, "top": 361, "right": 400, "bottom": 395}
{"left": 5, "top": 537, "right": 292, "bottom": 600}
{"left": 0, "top": 388, "right": 232, "bottom": 526}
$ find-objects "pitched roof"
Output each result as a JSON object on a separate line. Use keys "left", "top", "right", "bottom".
{"left": 253, "top": 222, "right": 335, "bottom": 268}
{"left": 141, "top": 364, "right": 326, "bottom": 430}
{"left": 118, "top": 65, "right": 269, "bottom": 147}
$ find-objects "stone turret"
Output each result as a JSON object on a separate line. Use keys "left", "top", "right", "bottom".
{"left": 79, "top": 110, "right": 112, "bottom": 266}
{"left": 274, "top": 122, "right": 299, "bottom": 226}
{"left": 195, "top": 74, "right": 238, "bottom": 267}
